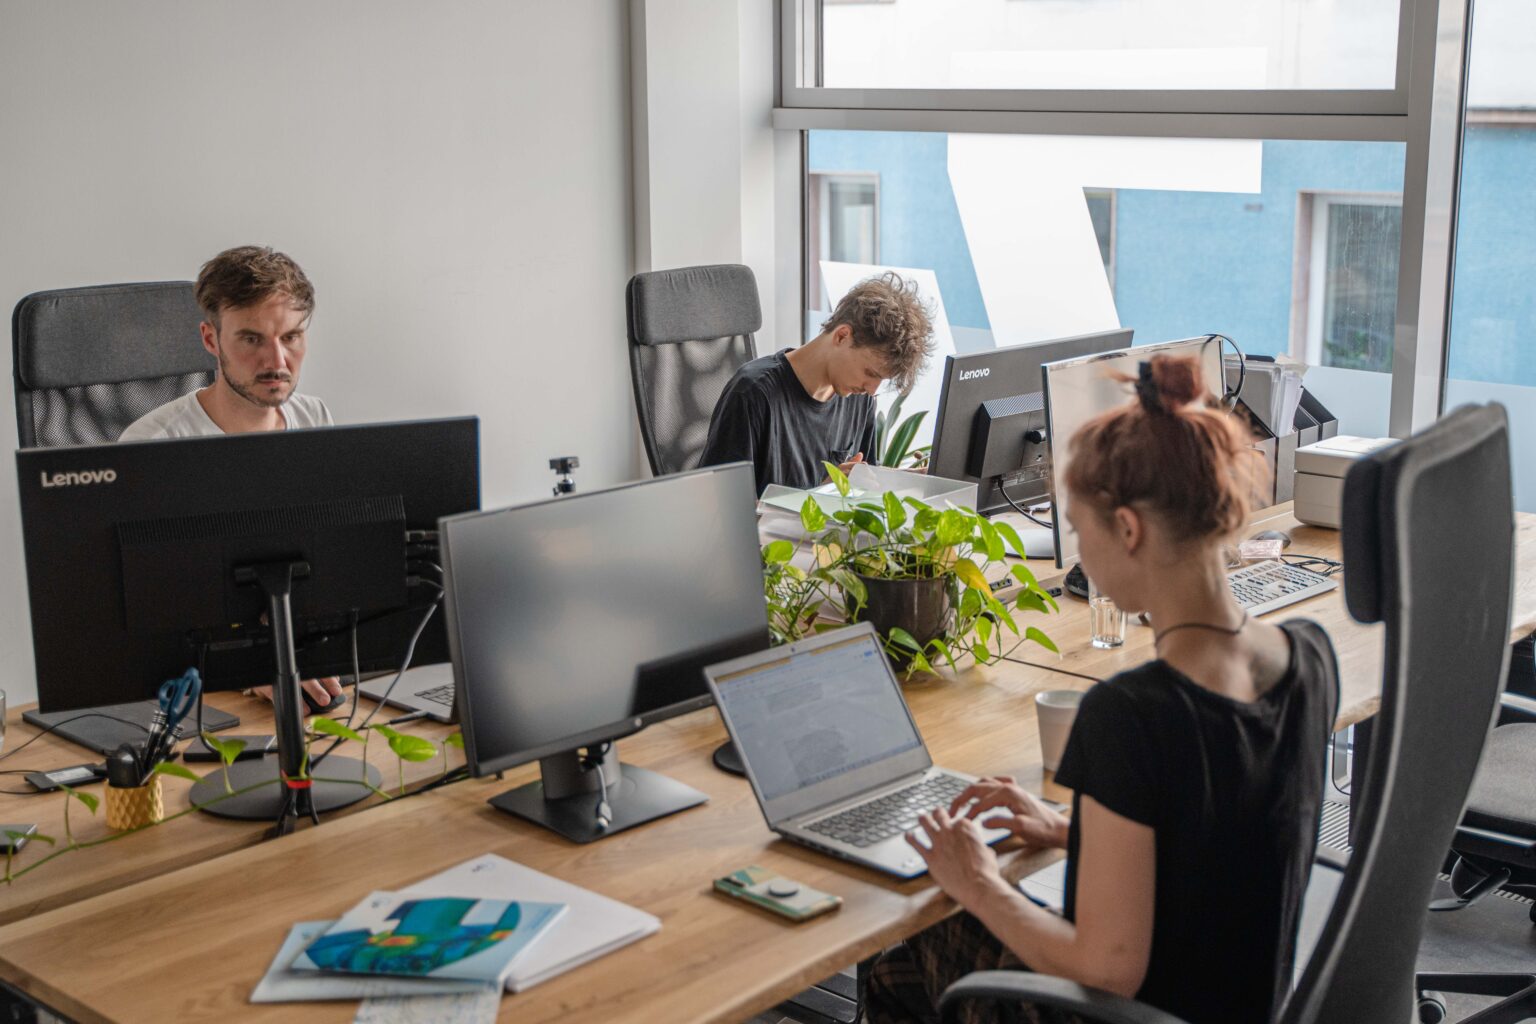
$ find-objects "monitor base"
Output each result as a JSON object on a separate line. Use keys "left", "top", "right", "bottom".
{"left": 712, "top": 740, "right": 746, "bottom": 776}
{"left": 488, "top": 762, "right": 707, "bottom": 843}
{"left": 188, "top": 756, "right": 382, "bottom": 820}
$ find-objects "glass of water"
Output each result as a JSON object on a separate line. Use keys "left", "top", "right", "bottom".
{"left": 1088, "top": 577, "right": 1126, "bottom": 649}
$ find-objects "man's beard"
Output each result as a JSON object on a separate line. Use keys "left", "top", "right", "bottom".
{"left": 218, "top": 347, "right": 294, "bottom": 410}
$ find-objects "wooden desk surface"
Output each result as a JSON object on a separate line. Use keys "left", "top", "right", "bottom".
{"left": 0, "top": 691, "right": 462, "bottom": 927}
{"left": 2, "top": 504, "right": 1533, "bottom": 1023}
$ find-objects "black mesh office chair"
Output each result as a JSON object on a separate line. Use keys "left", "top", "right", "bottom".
{"left": 938, "top": 403, "right": 1516, "bottom": 1024}
{"left": 626, "top": 263, "right": 761, "bottom": 477}
{"left": 12, "top": 281, "right": 213, "bottom": 448}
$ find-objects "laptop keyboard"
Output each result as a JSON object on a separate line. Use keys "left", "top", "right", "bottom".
{"left": 1227, "top": 559, "right": 1337, "bottom": 617}
{"left": 413, "top": 684, "right": 454, "bottom": 707}
{"left": 805, "top": 774, "right": 971, "bottom": 848}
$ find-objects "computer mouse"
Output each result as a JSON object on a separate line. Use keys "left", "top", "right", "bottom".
{"left": 1063, "top": 564, "right": 1090, "bottom": 600}
{"left": 302, "top": 688, "right": 347, "bottom": 717}
{"left": 1251, "top": 529, "right": 1292, "bottom": 549}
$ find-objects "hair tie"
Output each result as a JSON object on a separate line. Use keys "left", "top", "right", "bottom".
{"left": 1135, "top": 361, "right": 1163, "bottom": 413}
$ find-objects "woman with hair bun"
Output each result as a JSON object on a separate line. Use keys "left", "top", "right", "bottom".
{"left": 863, "top": 355, "right": 1340, "bottom": 1024}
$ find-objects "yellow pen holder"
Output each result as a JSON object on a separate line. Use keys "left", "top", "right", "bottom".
{"left": 105, "top": 777, "right": 164, "bottom": 830}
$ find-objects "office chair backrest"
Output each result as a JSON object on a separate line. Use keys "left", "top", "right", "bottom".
{"left": 626, "top": 264, "right": 761, "bottom": 477}
{"left": 1282, "top": 403, "right": 1513, "bottom": 1024}
{"left": 12, "top": 282, "right": 214, "bottom": 448}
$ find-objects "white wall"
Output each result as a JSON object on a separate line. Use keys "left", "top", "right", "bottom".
{"left": 0, "top": 1, "right": 637, "bottom": 706}
{"left": 632, "top": 0, "right": 800, "bottom": 353}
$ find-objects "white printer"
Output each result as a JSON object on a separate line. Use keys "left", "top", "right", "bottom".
{"left": 1293, "top": 435, "right": 1399, "bottom": 528}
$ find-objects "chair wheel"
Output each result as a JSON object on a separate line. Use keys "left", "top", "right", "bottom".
{"left": 1417, "top": 991, "right": 1447, "bottom": 1023}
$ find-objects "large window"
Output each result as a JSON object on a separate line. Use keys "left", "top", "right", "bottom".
{"left": 1298, "top": 193, "right": 1401, "bottom": 374}
{"left": 807, "top": 130, "right": 1404, "bottom": 438}
{"left": 819, "top": 0, "right": 1401, "bottom": 92}
{"left": 1445, "top": 2, "right": 1536, "bottom": 511}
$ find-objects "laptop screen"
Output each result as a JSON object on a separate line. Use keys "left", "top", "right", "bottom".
{"left": 712, "top": 632, "right": 925, "bottom": 802}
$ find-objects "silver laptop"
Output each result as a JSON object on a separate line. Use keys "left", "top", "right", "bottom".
{"left": 357, "top": 662, "right": 457, "bottom": 723}
{"left": 705, "top": 622, "right": 1009, "bottom": 878}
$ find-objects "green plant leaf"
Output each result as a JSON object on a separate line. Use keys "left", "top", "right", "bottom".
{"left": 913, "top": 508, "right": 939, "bottom": 534}
{"left": 445, "top": 732, "right": 465, "bottom": 750}
{"left": 800, "top": 495, "right": 828, "bottom": 534}
{"left": 59, "top": 786, "right": 99, "bottom": 814}
{"left": 834, "top": 570, "right": 867, "bottom": 608}
{"left": 6, "top": 830, "right": 55, "bottom": 847}
{"left": 952, "top": 557, "right": 990, "bottom": 594}
{"left": 850, "top": 509, "right": 885, "bottom": 538}
{"left": 959, "top": 586, "right": 983, "bottom": 620}
{"left": 976, "top": 519, "right": 1005, "bottom": 563}
{"left": 927, "top": 637, "right": 959, "bottom": 673}
{"left": 369, "top": 724, "right": 403, "bottom": 742}
{"left": 311, "top": 717, "right": 366, "bottom": 744}
{"left": 201, "top": 731, "right": 248, "bottom": 767}
{"left": 971, "top": 642, "right": 990, "bottom": 663}
{"left": 832, "top": 509, "right": 855, "bottom": 524}
{"left": 909, "top": 650, "right": 935, "bottom": 675}
{"left": 886, "top": 626, "right": 922, "bottom": 652}
{"left": 153, "top": 761, "right": 203, "bottom": 783}
{"left": 935, "top": 509, "right": 970, "bottom": 549}
{"left": 882, "top": 491, "right": 907, "bottom": 532}
{"left": 878, "top": 395, "right": 906, "bottom": 465}
{"left": 992, "top": 519, "right": 1030, "bottom": 560}
{"left": 1015, "top": 590, "right": 1053, "bottom": 616}
{"left": 884, "top": 410, "right": 927, "bottom": 470}
{"left": 976, "top": 614, "right": 993, "bottom": 648}
{"left": 762, "top": 540, "right": 794, "bottom": 565}
{"left": 388, "top": 733, "right": 438, "bottom": 762}
{"left": 1025, "top": 626, "right": 1060, "bottom": 654}
{"left": 823, "top": 461, "right": 851, "bottom": 497}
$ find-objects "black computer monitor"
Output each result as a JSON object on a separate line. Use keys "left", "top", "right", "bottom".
{"left": 441, "top": 462, "right": 769, "bottom": 843}
{"left": 927, "top": 329, "right": 1133, "bottom": 519}
{"left": 15, "top": 418, "right": 480, "bottom": 822}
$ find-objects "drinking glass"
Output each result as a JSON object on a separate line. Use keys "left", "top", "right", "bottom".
{"left": 1088, "top": 578, "right": 1126, "bottom": 649}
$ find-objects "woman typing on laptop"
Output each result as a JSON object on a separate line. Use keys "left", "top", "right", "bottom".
{"left": 864, "top": 355, "right": 1339, "bottom": 1024}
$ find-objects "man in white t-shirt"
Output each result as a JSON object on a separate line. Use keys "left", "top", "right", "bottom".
{"left": 120, "top": 245, "right": 333, "bottom": 441}
{"left": 121, "top": 245, "right": 342, "bottom": 709}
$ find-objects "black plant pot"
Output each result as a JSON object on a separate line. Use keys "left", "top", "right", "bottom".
{"left": 852, "top": 572, "right": 954, "bottom": 667}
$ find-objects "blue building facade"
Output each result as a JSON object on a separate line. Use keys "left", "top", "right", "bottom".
{"left": 808, "top": 128, "right": 1535, "bottom": 386}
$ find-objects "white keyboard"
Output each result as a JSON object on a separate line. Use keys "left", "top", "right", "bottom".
{"left": 1227, "top": 559, "right": 1338, "bottom": 616}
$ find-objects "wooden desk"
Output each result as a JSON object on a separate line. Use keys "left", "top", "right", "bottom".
{"left": 0, "top": 691, "right": 462, "bottom": 927}
{"left": 2, "top": 505, "right": 1533, "bottom": 1023}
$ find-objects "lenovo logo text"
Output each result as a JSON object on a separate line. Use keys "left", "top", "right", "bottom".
{"left": 40, "top": 469, "right": 117, "bottom": 489}
{"left": 959, "top": 367, "right": 990, "bottom": 381}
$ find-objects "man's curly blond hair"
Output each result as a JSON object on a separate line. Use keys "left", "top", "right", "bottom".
{"left": 821, "top": 272, "right": 936, "bottom": 395}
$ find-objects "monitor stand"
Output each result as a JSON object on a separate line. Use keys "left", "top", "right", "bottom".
{"left": 188, "top": 561, "right": 381, "bottom": 829}
{"left": 488, "top": 744, "right": 707, "bottom": 844}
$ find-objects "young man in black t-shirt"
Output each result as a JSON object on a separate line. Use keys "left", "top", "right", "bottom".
{"left": 699, "top": 272, "right": 935, "bottom": 495}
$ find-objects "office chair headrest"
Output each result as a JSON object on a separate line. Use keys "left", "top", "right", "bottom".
{"left": 1340, "top": 403, "right": 1509, "bottom": 625}
{"left": 627, "top": 264, "right": 762, "bottom": 346}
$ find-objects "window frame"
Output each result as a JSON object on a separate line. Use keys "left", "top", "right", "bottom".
{"left": 807, "top": 170, "right": 882, "bottom": 306}
{"left": 1296, "top": 191, "right": 1404, "bottom": 369}
{"left": 776, "top": 0, "right": 1476, "bottom": 437}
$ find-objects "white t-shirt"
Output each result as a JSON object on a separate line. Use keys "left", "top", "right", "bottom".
{"left": 118, "top": 390, "right": 334, "bottom": 442}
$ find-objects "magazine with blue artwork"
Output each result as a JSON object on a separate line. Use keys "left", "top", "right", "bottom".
{"left": 290, "top": 891, "right": 566, "bottom": 983}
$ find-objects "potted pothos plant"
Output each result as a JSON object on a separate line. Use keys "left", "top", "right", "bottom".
{"left": 762, "top": 462, "right": 1058, "bottom": 676}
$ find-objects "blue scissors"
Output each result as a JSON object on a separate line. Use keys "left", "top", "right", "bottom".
{"left": 144, "top": 667, "right": 202, "bottom": 774}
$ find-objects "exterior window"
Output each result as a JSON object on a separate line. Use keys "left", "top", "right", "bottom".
{"left": 1299, "top": 193, "right": 1401, "bottom": 373}
{"left": 808, "top": 172, "right": 879, "bottom": 305}
{"left": 1085, "top": 189, "right": 1116, "bottom": 293}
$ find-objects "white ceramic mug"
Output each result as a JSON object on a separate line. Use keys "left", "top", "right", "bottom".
{"left": 1036, "top": 688, "right": 1085, "bottom": 773}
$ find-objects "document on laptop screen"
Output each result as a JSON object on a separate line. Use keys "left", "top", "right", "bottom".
{"left": 714, "top": 635, "right": 924, "bottom": 802}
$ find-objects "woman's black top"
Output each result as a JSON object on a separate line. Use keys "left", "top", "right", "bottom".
{"left": 1054, "top": 619, "right": 1339, "bottom": 1024}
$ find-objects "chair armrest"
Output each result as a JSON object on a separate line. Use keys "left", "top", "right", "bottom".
{"left": 940, "top": 972, "right": 1190, "bottom": 1024}
{"left": 1499, "top": 691, "right": 1536, "bottom": 724}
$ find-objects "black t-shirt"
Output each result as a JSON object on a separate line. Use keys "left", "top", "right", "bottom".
{"left": 699, "top": 350, "right": 878, "bottom": 495}
{"left": 1054, "top": 619, "right": 1339, "bottom": 1024}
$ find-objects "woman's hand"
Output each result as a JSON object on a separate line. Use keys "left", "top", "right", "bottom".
{"left": 906, "top": 807, "right": 1008, "bottom": 908}
{"left": 252, "top": 677, "right": 343, "bottom": 709}
{"left": 950, "top": 775, "right": 1069, "bottom": 849}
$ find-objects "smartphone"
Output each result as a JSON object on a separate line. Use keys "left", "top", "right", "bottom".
{"left": 0, "top": 825, "right": 39, "bottom": 853}
{"left": 25, "top": 763, "right": 107, "bottom": 792}
{"left": 714, "top": 866, "right": 841, "bottom": 922}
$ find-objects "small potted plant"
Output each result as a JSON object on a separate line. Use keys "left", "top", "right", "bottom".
{"left": 762, "top": 462, "right": 1057, "bottom": 675}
